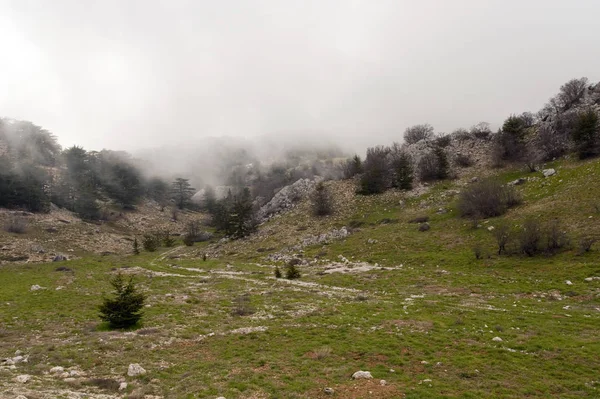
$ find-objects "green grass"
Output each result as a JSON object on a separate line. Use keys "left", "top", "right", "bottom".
{"left": 1, "top": 158, "right": 600, "bottom": 398}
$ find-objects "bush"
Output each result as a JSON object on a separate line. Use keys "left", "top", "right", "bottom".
{"left": 311, "top": 182, "right": 333, "bottom": 216}
{"left": 163, "top": 233, "right": 175, "bottom": 248}
{"left": 408, "top": 216, "right": 429, "bottom": 224}
{"left": 492, "top": 222, "right": 511, "bottom": 255}
{"left": 452, "top": 128, "right": 472, "bottom": 141}
{"left": 358, "top": 146, "right": 390, "bottom": 194}
{"left": 99, "top": 274, "right": 146, "bottom": 329}
{"left": 458, "top": 180, "right": 520, "bottom": 219}
{"left": 231, "top": 293, "right": 255, "bottom": 316}
{"left": 3, "top": 217, "right": 28, "bottom": 234}
{"left": 285, "top": 262, "right": 301, "bottom": 279}
{"left": 572, "top": 108, "right": 599, "bottom": 159}
{"left": 519, "top": 218, "right": 542, "bottom": 256}
{"left": 454, "top": 153, "right": 474, "bottom": 167}
{"left": 133, "top": 237, "right": 140, "bottom": 255}
{"left": 545, "top": 219, "right": 569, "bottom": 253}
{"left": 578, "top": 237, "right": 596, "bottom": 254}
{"left": 404, "top": 124, "right": 434, "bottom": 144}
{"left": 183, "top": 234, "right": 195, "bottom": 246}
{"left": 342, "top": 155, "right": 363, "bottom": 179}
{"left": 274, "top": 266, "right": 282, "bottom": 278}
{"left": 470, "top": 122, "right": 492, "bottom": 139}
{"left": 389, "top": 147, "right": 413, "bottom": 190}
{"left": 142, "top": 234, "right": 160, "bottom": 252}
{"left": 434, "top": 134, "right": 452, "bottom": 148}
{"left": 418, "top": 147, "right": 449, "bottom": 182}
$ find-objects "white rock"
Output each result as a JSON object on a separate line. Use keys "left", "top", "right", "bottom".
{"left": 565, "top": 280, "right": 573, "bottom": 285}
{"left": 584, "top": 277, "right": 600, "bottom": 282}
{"left": 216, "top": 397, "right": 227, "bottom": 399}
{"left": 127, "top": 363, "right": 146, "bottom": 377}
{"left": 119, "top": 382, "right": 128, "bottom": 391}
{"left": 487, "top": 226, "right": 495, "bottom": 231}
{"left": 352, "top": 370, "right": 373, "bottom": 379}
{"left": 542, "top": 168, "right": 556, "bottom": 177}
{"left": 15, "top": 374, "right": 31, "bottom": 383}
{"left": 323, "top": 388, "right": 334, "bottom": 395}
{"left": 69, "top": 369, "right": 81, "bottom": 377}
{"left": 50, "top": 366, "right": 64, "bottom": 374}
{"left": 389, "top": 369, "right": 395, "bottom": 373}
{"left": 30, "top": 285, "right": 43, "bottom": 291}
{"left": 492, "top": 336, "right": 503, "bottom": 342}
{"left": 14, "top": 350, "right": 22, "bottom": 356}
{"left": 380, "top": 379, "right": 387, "bottom": 386}
{"left": 15, "top": 396, "right": 28, "bottom": 399}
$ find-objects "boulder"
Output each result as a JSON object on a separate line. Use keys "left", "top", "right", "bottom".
{"left": 15, "top": 374, "right": 31, "bottom": 383}
{"left": 50, "top": 366, "right": 64, "bottom": 374}
{"left": 127, "top": 363, "right": 146, "bottom": 377}
{"left": 542, "top": 168, "right": 556, "bottom": 177}
{"left": 492, "top": 336, "right": 503, "bottom": 342}
{"left": 53, "top": 254, "right": 68, "bottom": 262}
{"left": 352, "top": 370, "right": 373, "bottom": 379}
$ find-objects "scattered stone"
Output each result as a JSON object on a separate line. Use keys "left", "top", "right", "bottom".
{"left": 119, "top": 382, "right": 128, "bottom": 391}
{"left": 53, "top": 254, "right": 68, "bottom": 262}
{"left": 584, "top": 277, "right": 600, "bottom": 282}
{"left": 15, "top": 374, "right": 31, "bottom": 383}
{"left": 216, "top": 397, "right": 226, "bottom": 399}
{"left": 380, "top": 379, "right": 387, "bottom": 386}
{"left": 323, "top": 388, "right": 335, "bottom": 395}
{"left": 30, "top": 285, "right": 43, "bottom": 291}
{"left": 367, "top": 239, "right": 378, "bottom": 244}
{"left": 50, "top": 366, "right": 64, "bottom": 374}
{"left": 508, "top": 178, "right": 526, "bottom": 186}
{"left": 418, "top": 223, "right": 430, "bottom": 232}
{"left": 389, "top": 369, "right": 396, "bottom": 373}
{"left": 352, "top": 370, "right": 373, "bottom": 379}
{"left": 565, "top": 280, "right": 573, "bottom": 285}
{"left": 487, "top": 226, "right": 495, "bottom": 231}
{"left": 542, "top": 168, "right": 556, "bottom": 177}
{"left": 127, "top": 363, "right": 147, "bottom": 377}
{"left": 492, "top": 336, "right": 503, "bottom": 342}
{"left": 46, "top": 227, "right": 59, "bottom": 233}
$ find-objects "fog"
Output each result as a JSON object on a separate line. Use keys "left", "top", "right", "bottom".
{"left": 1, "top": 0, "right": 599, "bottom": 157}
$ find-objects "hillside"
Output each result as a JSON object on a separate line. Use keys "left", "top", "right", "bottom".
{"left": 1, "top": 155, "right": 599, "bottom": 398}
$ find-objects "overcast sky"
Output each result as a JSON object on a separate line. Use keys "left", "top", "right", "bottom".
{"left": 1, "top": 0, "right": 599, "bottom": 152}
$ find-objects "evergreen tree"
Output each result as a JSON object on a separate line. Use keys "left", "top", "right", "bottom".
{"left": 227, "top": 188, "right": 257, "bottom": 238}
{"left": 311, "top": 182, "right": 333, "bottom": 216}
{"left": 99, "top": 274, "right": 146, "bottom": 329}
{"left": 133, "top": 237, "right": 140, "bottom": 255}
{"left": 391, "top": 152, "right": 413, "bottom": 190}
{"left": 572, "top": 109, "right": 599, "bottom": 159}
{"left": 170, "top": 178, "right": 196, "bottom": 209}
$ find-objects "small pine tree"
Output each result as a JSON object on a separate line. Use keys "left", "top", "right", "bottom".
{"left": 133, "top": 237, "right": 140, "bottom": 255}
{"left": 285, "top": 263, "right": 301, "bottom": 279}
{"left": 391, "top": 152, "right": 413, "bottom": 190}
{"left": 142, "top": 234, "right": 159, "bottom": 252}
{"left": 572, "top": 109, "right": 599, "bottom": 159}
{"left": 163, "top": 232, "right": 175, "bottom": 247}
{"left": 274, "top": 266, "right": 282, "bottom": 278}
{"left": 99, "top": 274, "right": 146, "bottom": 329}
{"left": 311, "top": 182, "right": 333, "bottom": 216}
{"left": 183, "top": 234, "right": 194, "bottom": 246}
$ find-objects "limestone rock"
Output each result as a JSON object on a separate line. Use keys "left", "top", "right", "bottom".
{"left": 127, "top": 363, "right": 147, "bottom": 377}
{"left": 352, "top": 370, "right": 373, "bottom": 379}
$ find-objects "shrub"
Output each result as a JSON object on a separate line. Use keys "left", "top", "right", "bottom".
{"left": 578, "top": 237, "right": 596, "bottom": 254}
{"left": 183, "top": 234, "right": 195, "bottom": 246}
{"left": 572, "top": 108, "right": 599, "bottom": 159}
{"left": 534, "top": 124, "right": 569, "bottom": 162}
{"left": 274, "top": 266, "right": 282, "bottom": 278}
{"left": 434, "top": 134, "right": 452, "bottom": 148}
{"left": 519, "top": 218, "right": 542, "bottom": 256}
{"left": 458, "top": 180, "right": 520, "bottom": 219}
{"left": 454, "top": 153, "right": 474, "bottom": 167}
{"left": 3, "top": 217, "right": 28, "bottom": 234}
{"left": 231, "top": 293, "right": 255, "bottom": 316}
{"left": 389, "top": 148, "right": 413, "bottom": 190}
{"left": 417, "top": 147, "right": 449, "bottom": 182}
{"left": 311, "top": 182, "right": 333, "bottom": 216}
{"left": 285, "top": 262, "right": 301, "bottom": 279}
{"left": 418, "top": 222, "right": 430, "bottom": 232}
{"left": 163, "top": 233, "right": 175, "bottom": 248}
{"left": 142, "top": 234, "right": 160, "bottom": 252}
{"left": 545, "top": 219, "right": 569, "bottom": 253}
{"left": 342, "top": 155, "right": 363, "bottom": 179}
{"left": 473, "top": 244, "right": 483, "bottom": 260}
{"left": 99, "top": 274, "right": 146, "bottom": 329}
{"left": 470, "top": 122, "right": 492, "bottom": 139}
{"left": 133, "top": 237, "right": 140, "bottom": 255}
{"left": 358, "top": 146, "right": 390, "bottom": 194}
{"left": 452, "top": 128, "right": 472, "bottom": 141}
{"left": 492, "top": 222, "right": 511, "bottom": 255}
{"left": 404, "top": 124, "right": 434, "bottom": 144}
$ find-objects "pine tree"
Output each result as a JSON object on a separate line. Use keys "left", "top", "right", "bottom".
{"left": 133, "top": 237, "right": 140, "bottom": 255}
{"left": 274, "top": 266, "right": 282, "bottom": 278}
{"left": 170, "top": 178, "right": 196, "bottom": 209}
{"left": 311, "top": 182, "right": 333, "bottom": 216}
{"left": 99, "top": 274, "right": 146, "bottom": 329}
{"left": 391, "top": 152, "right": 414, "bottom": 190}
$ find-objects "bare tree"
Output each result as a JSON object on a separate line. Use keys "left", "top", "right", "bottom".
{"left": 404, "top": 124, "right": 434, "bottom": 144}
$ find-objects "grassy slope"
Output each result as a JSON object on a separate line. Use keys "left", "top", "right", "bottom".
{"left": 1, "top": 158, "right": 599, "bottom": 399}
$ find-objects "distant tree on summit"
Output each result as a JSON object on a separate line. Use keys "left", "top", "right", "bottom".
{"left": 171, "top": 178, "right": 196, "bottom": 209}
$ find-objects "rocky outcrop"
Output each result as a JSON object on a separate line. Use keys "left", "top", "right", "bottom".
{"left": 257, "top": 178, "right": 321, "bottom": 221}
